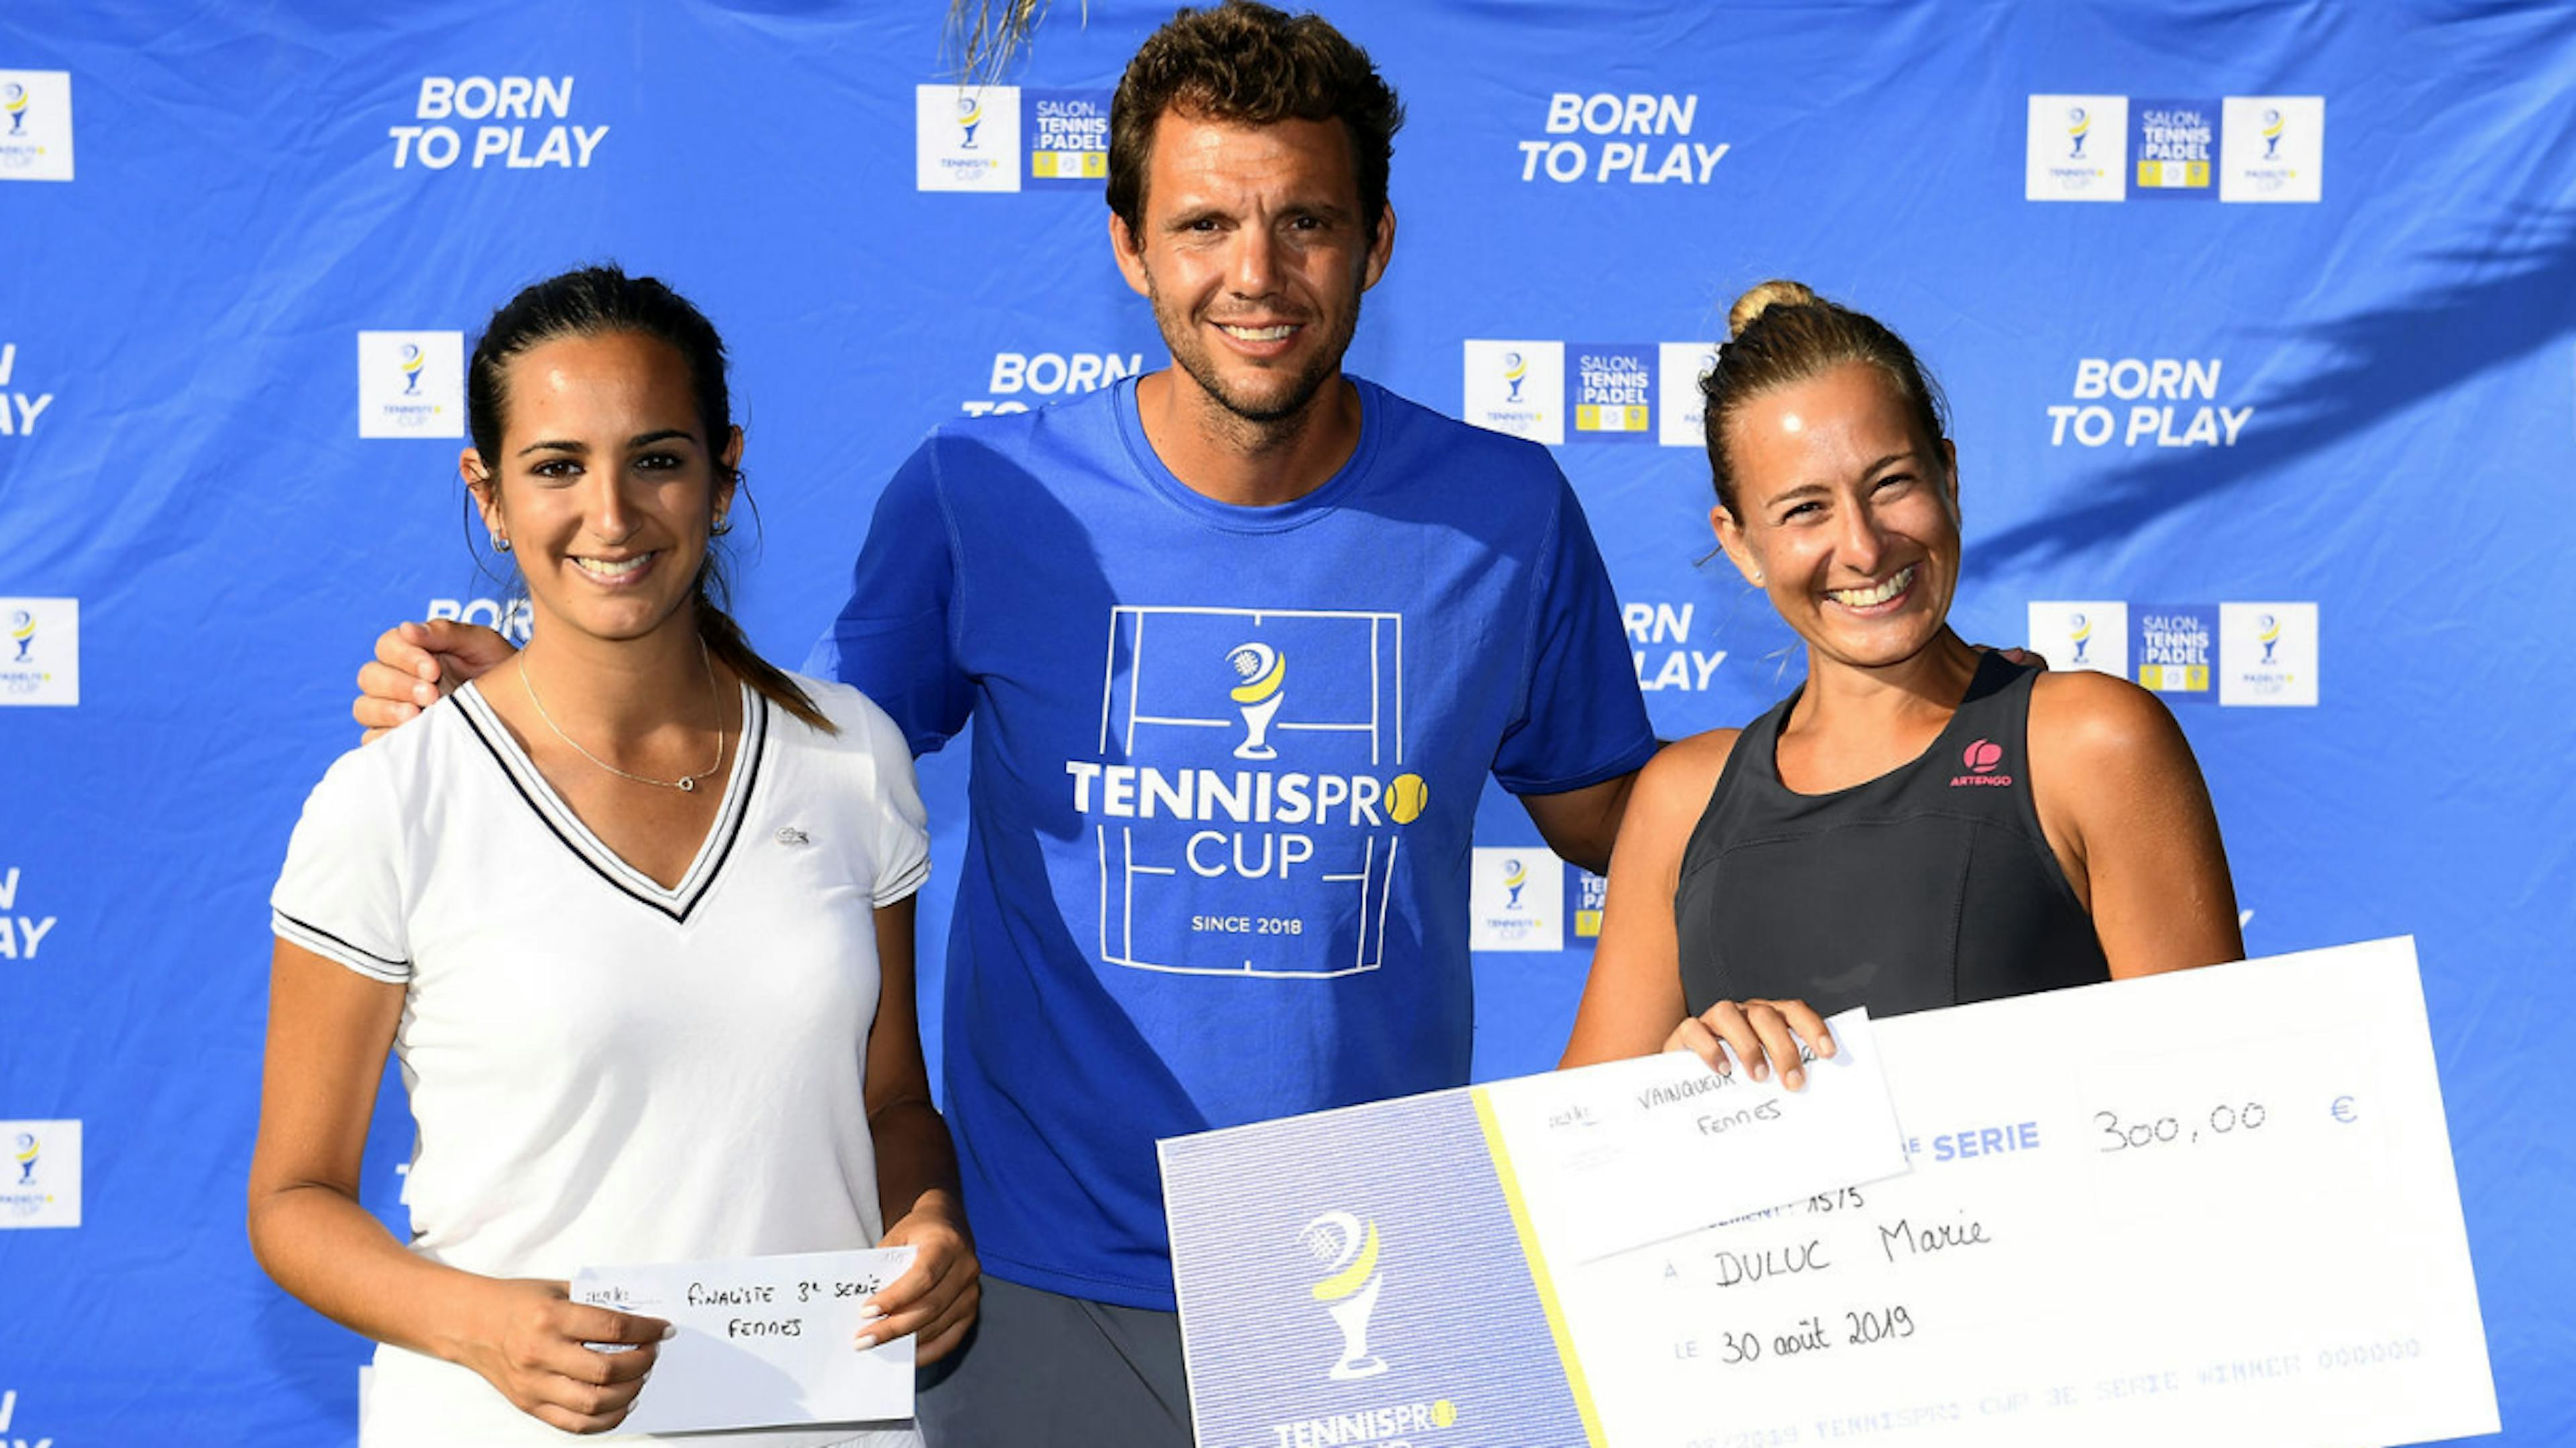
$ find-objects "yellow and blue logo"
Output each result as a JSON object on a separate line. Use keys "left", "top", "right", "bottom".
{"left": 2257, "top": 612, "right": 2282, "bottom": 664}
{"left": 2070, "top": 611, "right": 2093, "bottom": 664}
{"left": 12, "top": 1131, "right": 36, "bottom": 1186}
{"left": 1503, "top": 858, "right": 1529, "bottom": 910}
{"left": 1225, "top": 641, "right": 1287, "bottom": 762}
{"left": 2067, "top": 105, "right": 2092, "bottom": 159}
{"left": 8, "top": 609, "right": 33, "bottom": 664}
{"left": 2261, "top": 107, "right": 2286, "bottom": 160}
{"left": 398, "top": 342, "right": 426, "bottom": 395}
{"left": 957, "top": 93, "right": 985, "bottom": 150}
{"left": 1502, "top": 350, "right": 1528, "bottom": 403}
{"left": 1571, "top": 344, "right": 1654, "bottom": 439}
{"left": 1302, "top": 1210, "right": 1391, "bottom": 1381}
{"left": 1, "top": 83, "right": 27, "bottom": 136}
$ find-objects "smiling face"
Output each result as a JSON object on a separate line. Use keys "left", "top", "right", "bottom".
{"left": 1112, "top": 109, "right": 1393, "bottom": 431}
{"left": 464, "top": 329, "right": 739, "bottom": 652}
{"left": 1712, "top": 361, "right": 1962, "bottom": 671}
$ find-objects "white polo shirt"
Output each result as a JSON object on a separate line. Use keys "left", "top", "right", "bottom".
{"left": 272, "top": 674, "right": 928, "bottom": 1447}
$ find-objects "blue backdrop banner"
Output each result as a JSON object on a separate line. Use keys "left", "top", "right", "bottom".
{"left": 1, "top": 1, "right": 2569, "bottom": 1443}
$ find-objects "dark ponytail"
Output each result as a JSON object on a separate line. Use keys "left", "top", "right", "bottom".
{"left": 466, "top": 264, "right": 837, "bottom": 735}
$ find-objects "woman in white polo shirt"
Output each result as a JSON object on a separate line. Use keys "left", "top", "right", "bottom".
{"left": 249, "top": 266, "right": 975, "bottom": 1445}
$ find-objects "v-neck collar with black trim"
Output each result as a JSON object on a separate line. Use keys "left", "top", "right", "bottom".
{"left": 453, "top": 677, "right": 769, "bottom": 923}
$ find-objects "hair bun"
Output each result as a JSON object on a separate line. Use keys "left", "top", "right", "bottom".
{"left": 1727, "top": 278, "right": 1821, "bottom": 340}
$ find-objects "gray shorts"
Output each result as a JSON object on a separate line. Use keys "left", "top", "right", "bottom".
{"left": 916, "top": 1274, "right": 1191, "bottom": 1448}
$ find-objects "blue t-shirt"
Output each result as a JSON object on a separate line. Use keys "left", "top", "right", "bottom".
{"left": 810, "top": 376, "right": 1656, "bottom": 1308}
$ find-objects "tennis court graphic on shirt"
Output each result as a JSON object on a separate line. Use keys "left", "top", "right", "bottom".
{"left": 1081, "top": 605, "right": 1415, "bottom": 980}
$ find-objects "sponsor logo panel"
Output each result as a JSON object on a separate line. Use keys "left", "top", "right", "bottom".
{"left": 1658, "top": 342, "right": 1717, "bottom": 448}
{"left": 388, "top": 75, "right": 606, "bottom": 170}
{"left": 2134, "top": 603, "right": 2217, "bottom": 701}
{"left": 357, "top": 331, "right": 464, "bottom": 439}
{"left": 1574, "top": 866, "right": 1607, "bottom": 939}
{"left": 916, "top": 84, "right": 1020, "bottom": 192}
{"left": 1023, "top": 88, "right": 1111, "bottom": 187}
{"left": 2131, "top": 97, "right": 2220, "bottom": 198}
{"left": 0, "top": 70, "right": 74, "bottom": 182}
{"left": 2026, "top": 601, "right": 2129, "bottom": 678}
{"left": 2027, "top": 94, "right": 2127, "bottom": 202}
{"left": 1470, "top": 846, "right": 1562, "bottom": 952}
{"left": 1460, "top": 340, "right": 1563, "bottom": 444}
{"left": 2218, "top": 602, "right": 2318, "bottom": 707}
{"left": 2220, "top": 96, "right": 2324, "bottom": 203}
{"left": 0, "top": 598, "right": 76, "bottom": 707}
{"left": 1569, "top": 343, "right": 1654, "bottom": 442}
{"left": 2030, "top": 93, "right": 2320, "bottom": 204}
{"left": 0, "top": 1120, "right": 80, "bottom": 1229}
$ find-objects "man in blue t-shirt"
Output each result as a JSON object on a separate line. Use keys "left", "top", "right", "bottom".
{"left": 356, "top": 4, "right": 1656, "bottom": 1441}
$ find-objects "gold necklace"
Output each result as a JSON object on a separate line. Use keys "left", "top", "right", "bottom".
{"left": 516, "top": 644, "right": 727, "bottom": 792}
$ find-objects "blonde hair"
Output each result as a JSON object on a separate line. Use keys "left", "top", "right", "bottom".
{"left": 1701, "top": 278, "right": 1950, "bottom": 513}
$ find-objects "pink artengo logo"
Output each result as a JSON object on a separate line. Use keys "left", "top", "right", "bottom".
{"left": 1951, "top": 737, "right": 2013, "bottom": 787}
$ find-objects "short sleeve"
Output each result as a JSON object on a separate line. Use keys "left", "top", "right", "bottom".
{"left": 270, "top": 745, "right": 413, "bottom": 983}
{"left": 853, "top": 698, "right": 933, "bottom": 907}
{"left": 804, "top": 436, "right": 975, "bottom": 757}
{"left": 1492, "top": 476, "right": 1662, "bottom": 794}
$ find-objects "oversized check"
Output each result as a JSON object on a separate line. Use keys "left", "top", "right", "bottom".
{"left": 1161, "top": 938, "right": 2498, "bottom": 1448}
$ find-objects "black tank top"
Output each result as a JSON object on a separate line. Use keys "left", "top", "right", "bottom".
{"left": 1674, "top": 652, "right": 2108, "bottom": 1019}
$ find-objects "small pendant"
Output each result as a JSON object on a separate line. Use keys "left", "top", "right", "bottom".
{"left": 678, "top": 777, "right": 696, "bottom": 792}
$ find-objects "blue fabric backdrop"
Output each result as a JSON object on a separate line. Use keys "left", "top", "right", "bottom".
{"left": 1, "top": 1, "right": 2569, "bottom": 1441}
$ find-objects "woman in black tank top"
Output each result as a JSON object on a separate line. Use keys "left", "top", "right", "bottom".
{"left": 1562, "top": 282, "right": 2241, "bottom": 1084}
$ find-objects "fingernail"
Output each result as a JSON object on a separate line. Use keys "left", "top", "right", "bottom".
{"left": 857, "top": 1305, "right": 883, "bottom": 1323}
{"left": 660, "top": 1325, "right": 678, "bottom": 1341}
{"left": 1784, "top": 1068, "right": 1805, "bottom": 1090}
{"left": 1750, "top": 1062, "right": 1768, "bottom": 1081}
{"left": 1819, "top": 1037, "right": 1837, "bottom": 1057}
{"left": 853, "top": 1332, "right": 878, "bottom": 1350}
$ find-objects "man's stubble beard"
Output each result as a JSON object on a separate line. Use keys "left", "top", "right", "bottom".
{"left": 1148, "top": 266, "right": 1366, "bottom": 452}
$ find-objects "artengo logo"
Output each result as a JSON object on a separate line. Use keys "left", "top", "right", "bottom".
{"left": 961, "top": 350, "right": 1145, "bottom": 416}
{"left": 1518, "top": 91, "right": 1728, "bottom": 185}
{"left": 388, "top": 76, "right": 608, "bottom": 170}
{"left": 1949, "top": 739, "right": 2012, "bottom": 788}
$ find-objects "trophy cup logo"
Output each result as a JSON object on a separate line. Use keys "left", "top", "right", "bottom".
{"left": 13, "top": 1132, "right": 36, "bottom": 1186}
{"left": 2069, "top": 611, "right": 2092, "bottom": 664}
{"left": 957, "top": 94, "right": 985, "bottom": 150}
{"left": 2066, "top": 106, "right": 2090, "bottom": 159}
{"left": 1502, "top": 350, "right": 1527, "bottom": 403}
{"left": 1226, "top": 642, "right": 1287, "bottom": 762}
{"left": 2257, "top": 613, "right": 2281, "bottom": 664}
{"left": 1301, "top": 1210, "right": 1388, "bottom": 1382}
{"left": 2, "top": 83, "right": 28, "bottom": 137}
{"left": 8, "top": 609, "right": 32, "bottom": 664}
{"left": 2261, "top": 108, "right": 2285, "bottom": 160}
{"left": 1503, "top": 858, "right": 1528, "bottom": 909}
{"left": 398, "top": 342, "right": 427, "bottom": 396}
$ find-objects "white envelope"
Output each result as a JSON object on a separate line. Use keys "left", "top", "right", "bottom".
{"left": 570, "top": 1247, "right": 916, "bottom": 1435}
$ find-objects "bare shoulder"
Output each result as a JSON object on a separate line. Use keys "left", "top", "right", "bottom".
{"left": 2028, "top": 669, "right": 2198, "bottom": 777}
{"left": 1625, "top": 727, "right": 1743, "bottom": 837}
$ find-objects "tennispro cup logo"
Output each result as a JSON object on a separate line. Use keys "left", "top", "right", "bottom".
{"left": 0, "top": 1119, "right": 79, "bottom": 1227}
{"left": 1302, "top": 1210, "right": 1389, "bottom": 1381}
{"left": 1227, "top": 641, "right": 1287, "bottom": 761}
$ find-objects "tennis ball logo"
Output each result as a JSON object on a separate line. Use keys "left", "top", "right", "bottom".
{"left": 1962, "top": 738, "right": 2004, "bottom": 774}
{"left": 1385, "top": 772, "right": 1428, "bottom": 825}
